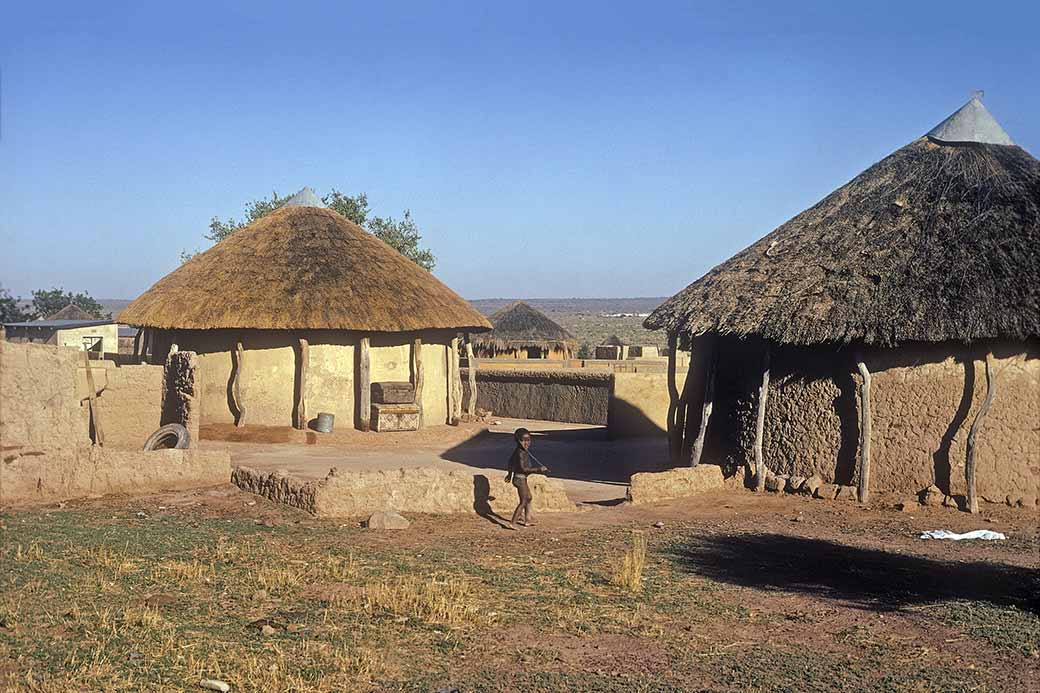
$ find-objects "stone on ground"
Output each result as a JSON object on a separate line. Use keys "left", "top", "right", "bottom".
{"left": 801, "top": 475, "right": 823, "bottom": 496}
{"left": 367, "top": 510, "right": 410, "bottom": 529}
{"left": 764, "top": 475, "right": 785, "bottom": 493}
{"left": 919, "top": 484, "right": 944, "bottom": 507}
{"left": 786, "top": 476, "right": 807, "bottom": 493}
{"left": 814, "top": 483, "right": 839, "bottom": 500}
{"left": 835, "top": 485, "right": 858, "bottom": 501}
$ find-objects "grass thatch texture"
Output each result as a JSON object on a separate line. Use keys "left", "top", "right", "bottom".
{"left": 472, "top": 301, "right": 577, "bottom": 353}
{"left": 646, "top": 139, "right": 1040, "bottom": 346}
{"left": 119, "top": 206, "right": 492, "bottom": 333}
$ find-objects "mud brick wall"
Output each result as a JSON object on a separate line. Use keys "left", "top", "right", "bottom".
{"left": 92, "top": 362, "right": 164, "bottom": 450}
{"left": 1, "top": 340, "right": 88, "bottom": 454}
{"left": 162, "top": 351, "right": 200, "bottom": 445}
{"left": 461, "top": 368, "right": 611, "bottom": 425}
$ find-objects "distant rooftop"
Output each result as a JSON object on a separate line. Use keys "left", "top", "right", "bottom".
{"left": 282, "top": 187, "right": 325, "bottom": 208}
{"left": 4, "top": 319, "right": 114, "bottom": 329}
{"left": 926, "top": 93, "right": 1014, "bottom": 146}
{"left": 46, "top": 303, "right": 96, "bottom": 320}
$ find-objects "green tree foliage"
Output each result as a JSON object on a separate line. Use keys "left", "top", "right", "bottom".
{"left": 184, "top": 189, "right": 435, "bottom": 271}
{"left": 0, "top": 285, "right": 29, "bottom": 323}
{"left": 576, "top": 342, "right": 592, "bottom": 359}
{"left": 29, "top": 288, "right": 110, "bottom": 320}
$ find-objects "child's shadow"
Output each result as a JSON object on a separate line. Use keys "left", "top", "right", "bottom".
{"left": 473, "top": 475, "right": 514, "bottom": 529}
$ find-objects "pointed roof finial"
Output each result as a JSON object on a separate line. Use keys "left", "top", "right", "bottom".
{"left": 283, "top": 187, "right": 325, "bottom": 208}
{"left": 926, "top": 93, "right": 1014, "bottom": 146}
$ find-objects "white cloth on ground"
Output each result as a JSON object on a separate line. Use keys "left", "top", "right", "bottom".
{"left": 919, "top": 529, "right": 1006, "bottom": 541}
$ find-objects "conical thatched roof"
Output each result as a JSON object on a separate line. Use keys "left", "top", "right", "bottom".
{"left": 46, "top": 304, "right": 96, "bottom": 321}
{"left": 646, "top": 98, "right": 1040, "bottom": 347}
{"left": 602, "top": 334, "right": 627, "bottom": 346}
{"left": 472, "top": 301, "right": 576, "bottom": 351}
{"left": 120, "top": 203, "right": 491, "bottom": 333}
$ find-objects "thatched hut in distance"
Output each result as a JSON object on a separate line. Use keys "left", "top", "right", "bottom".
{"left": 595, "top": 334, "right": 628, "bottom": 360}
{"left": 645, "top": 95, "right": 1039, "bottom": 510}
{"left": 472, "top": 301, "right": 576, "bottom": 360}
{"left": 120, "top": 188, "right": 491, "bottom": 431}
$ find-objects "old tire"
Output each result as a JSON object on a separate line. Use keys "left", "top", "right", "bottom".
{"left": 143, "top": 423, "right": 190, "bottom": 451}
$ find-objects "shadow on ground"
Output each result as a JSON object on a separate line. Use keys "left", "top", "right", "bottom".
{"left": 669, "top": 533, "right": 1040, "bottom": 614}
{"left": 440, "top": 425, "right": 672, "bottom": 485}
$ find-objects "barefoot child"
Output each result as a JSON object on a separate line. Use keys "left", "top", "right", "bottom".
{"left": 505, "top": 428, "right": 549, "bottom": 527}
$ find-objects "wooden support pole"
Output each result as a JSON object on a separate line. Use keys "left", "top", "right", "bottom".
{"left": 754, "top": 347, "right": 771, "bottom": 492}
{"left": 666, "top": 333, "right": 681, "bottom": 461}
{"left": 358, "top": 337, "right": 371, "bottom": 432}
{"left": 449, "top": 337, "right": 462, "bottom": 424}
{"left": 965, "top": 352, "right": 995, "bottom": 515}
{"left": 83, "top": 351, "right": 104, "bottom": 446}
{"left": 139, "top": 329, "right": 150, "bottom": 364}
{"left": 293, "top": 338, "right": 309, "bottom": 430}
{"left": 232, "top": 339, "right": 246, "bottom": 427}
{"left": 412, "top": 337, "right": 425, "bottom": 428}
{"left": 133, "top": 330, "right": 142, "bottom": 361}
{"left": 465, "top": 340, "right": 477, "bottom": 416}
{"left": 855, "top": 352, "right": 872, "bottom": 504}
{"left": 689, "top": 351, "right": 716, "bottom": 467}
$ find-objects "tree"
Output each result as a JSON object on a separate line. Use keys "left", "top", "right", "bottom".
{"left": 184, "top": 189, "right": 435, "bottom": 270}
{"left": 0, "top": 285, "right": 29, "bottom": 323}
{"left": 29, "top": 288, "right": 110, "bottom": 320}
{"left": 576, "top": 342, "right": 592, "bottom": 359}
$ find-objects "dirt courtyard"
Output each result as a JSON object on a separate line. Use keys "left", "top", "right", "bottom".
{"left": 200, "top": 418, "right": 673, "bottom": 504}
{"left": 1, "top": 477, "right": 1036, "bottom": 691}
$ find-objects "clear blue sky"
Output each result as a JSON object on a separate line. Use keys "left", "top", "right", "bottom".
{"left": 2, "top": 1, "right": 1037, "bottom": 301}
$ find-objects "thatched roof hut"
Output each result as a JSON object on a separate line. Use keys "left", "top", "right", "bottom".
{"left": 602, "top": 334, "right": 627, "bottom": 347}
{"left": 646, "top": 96, "right": 1039, "bottom": 509}
{"left": 120, "top": 189, "right": 489, "bottom": 431}
{"left": 471, "top": 301, "right": 576, "bottom": 359}
{"left": 46, "top": 304, "right": 98, "bottom": 321}
{"left": 646, "top": 94, "right": 1039, "bottom": 347}
{"left": 120, "top": 197, "right": 490, "bottom": 333}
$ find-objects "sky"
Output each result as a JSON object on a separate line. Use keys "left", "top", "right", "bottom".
{"left": 1, "top": 1, "right": 1038, "bottom": 301}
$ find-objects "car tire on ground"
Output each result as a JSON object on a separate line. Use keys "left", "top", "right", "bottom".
{"left": 143, "top": 423, "right": 190, "bottom": 451}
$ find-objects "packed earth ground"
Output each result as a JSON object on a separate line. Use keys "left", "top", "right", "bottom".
{"left": 1, "top": 481, "right": 1036, "bottom": 691}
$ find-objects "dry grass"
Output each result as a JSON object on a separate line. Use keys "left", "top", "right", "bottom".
{"left": 347, "top": 575, "right": 491, "bottom": 627}
{"left": 610, "top": 531, "right": 648, "bottom": 592}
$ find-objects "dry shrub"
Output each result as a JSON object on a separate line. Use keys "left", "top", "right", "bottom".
{"left": 253, "top": 565, "right": 304, "bottom": 594}
{"left": 610, "top": 531, "right": 648, "bottom": 593}
{"left": 14, "top": 541, "right": 45, "bottom": 561}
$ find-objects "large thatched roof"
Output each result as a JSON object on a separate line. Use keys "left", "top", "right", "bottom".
{"left": 472, "top": 301, "right": 576, "bottom": 352}
{"left": 646, "top": 97, "right": 1040, "bottom": 346}
{"left": 120, "top": 199, "right": 491, "bottom": 333}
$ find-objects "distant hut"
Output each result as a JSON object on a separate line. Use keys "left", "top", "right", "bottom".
{"left": 645, "top": 95, "right": 1039, "bottom": 510}
{"left": 120, "top": 188, "right": 491, "bottom": 430}
{"left": 595, "top": 334, "right": 628, "bottom": 360}
{"left": 3, "top": 304, "right": 117, "bottom": 353}
{"left": 472, "top": 301, "right": 576, "bottom": 360}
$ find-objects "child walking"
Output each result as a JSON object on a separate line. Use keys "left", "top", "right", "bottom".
{"left": 505, "top": 428, "right": 549, "bottom": 527}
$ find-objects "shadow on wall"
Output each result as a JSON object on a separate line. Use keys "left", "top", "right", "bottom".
{"left": 440, "top": 425, "right": 669, "bottom": 485}
{"left": 606, "top": 397, "right": 667, "bottom": 439}
{"left": 668, "top": 533, "right": 1039, "bottom": 614}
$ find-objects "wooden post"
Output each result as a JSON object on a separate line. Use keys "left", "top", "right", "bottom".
{"left": 465, "top": 340, "right": 477, "bottom": 416}
{"left": 449, "top": 337, "right": 462, "bottom": 423}
{"left": 754, "top": 347, "right": 771, "bottom": 492}
{"left": 232, "top": 339, "right": 246, "bottom": 427}
{"left": 855, "top": 352, "right": 872, "bottom": 504}
{"left": 965, "top": 352, "right": 995, "bottom": 514}
{"left": 294, "top": 338, "right": 309, "bottom": 430}
{"left": 358, "top": 337, "right": 371, "bottom": 432}
{"left": 666, "top": 332, "right": 681, "bottom": 461}
{"left": 83, "top": 351, "right": 104, "bottom": 446}
{"left": 689, "top": 351, "right": 716, "bottom": 467}
{"left": 133, "top": 330, "right": 142, "bottom": 361}
{"left": 412, "top": 337, "right": 424, "bottom": 428}
{"left": 139, "top": 328, "right": 150, "bottom": 364}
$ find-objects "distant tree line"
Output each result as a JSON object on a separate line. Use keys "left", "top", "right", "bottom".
{"left": 0, "top": 285, "right": 110, "bottom": 323}
{"left": 182, "top": 189, "right": 436, "bottom": 271}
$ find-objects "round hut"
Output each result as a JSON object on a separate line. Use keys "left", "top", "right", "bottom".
{"left": 119, "top": 188, "right": 491, "bottom": 431}
{"left": 645, "top": 95, "right": 1039, "bottom": 510}
{"left": 595, "top": 334, "right": 628, "bottom": 360}
{"left": 471, "top": 301, "right": 576, "bottom": 360}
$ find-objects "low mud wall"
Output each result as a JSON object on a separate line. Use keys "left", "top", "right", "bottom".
{"left": 462, "top": 368, "right": 610, "bottom": 424}
{"left": 627, "top": 465, "right": 726, "bottom": 504}
{"left": 76, "top": 360, "right": 165, "bottom": 449}
{"left": 233, "top": 465, "right": 575, "bottom": 517}
{"left": 2, "top": 340, "right": 89, "bottom": 452}
{"left": 0, "top": 447, "right": 231, "bottom": 507}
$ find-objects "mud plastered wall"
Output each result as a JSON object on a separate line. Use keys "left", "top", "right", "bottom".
{"left": 609, "top": 370, "right": 688, "bottom": 438}
{"left": 78, "top": 361, "right": 164, "bottom": 449}
{"left": 462, "top": 368, "right": 610, "bottom": 424}
{"left": 694, "top": 338, "right": 1039, "bottom": 499}
{"left": 1, "top": 340, "right": 88, "bottom": 453}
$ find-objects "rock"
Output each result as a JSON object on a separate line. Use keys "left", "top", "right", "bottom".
{"left": 814, "top": 483, "right": 839, "bottom": 500}
{"left": 894, "top": 500, "right": 917, "bottom": 513}
{"left": 919, "top": 484, "right": 944, "bottom": 507}
{"left": 652, "top": 521, "right": 665, "bottom": 529}
{"left": 260, "top": 624, "right": 277, "bottom": 636}
{"left": 801, "top": 475, "right": 823, "bottom": 496}
{"left": 792, "top": 514, "right": 805, "bottom": 523}
{"left": 200, "top": 680, "right": 230, "bottom": 692}
{"left": 786, "top": 476, "right": 806, "bottom": 493}
{"left": 367, "top": 510, "right": 410, "bottom": 530}
{"left": 764, "top": 476, "right": 785, "bottom": 493}
{"left": 835, "top": 485, "right": 858, "bottom": 502}
{"left": 942, "top": 495, "right": 958, "bottom": 509}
